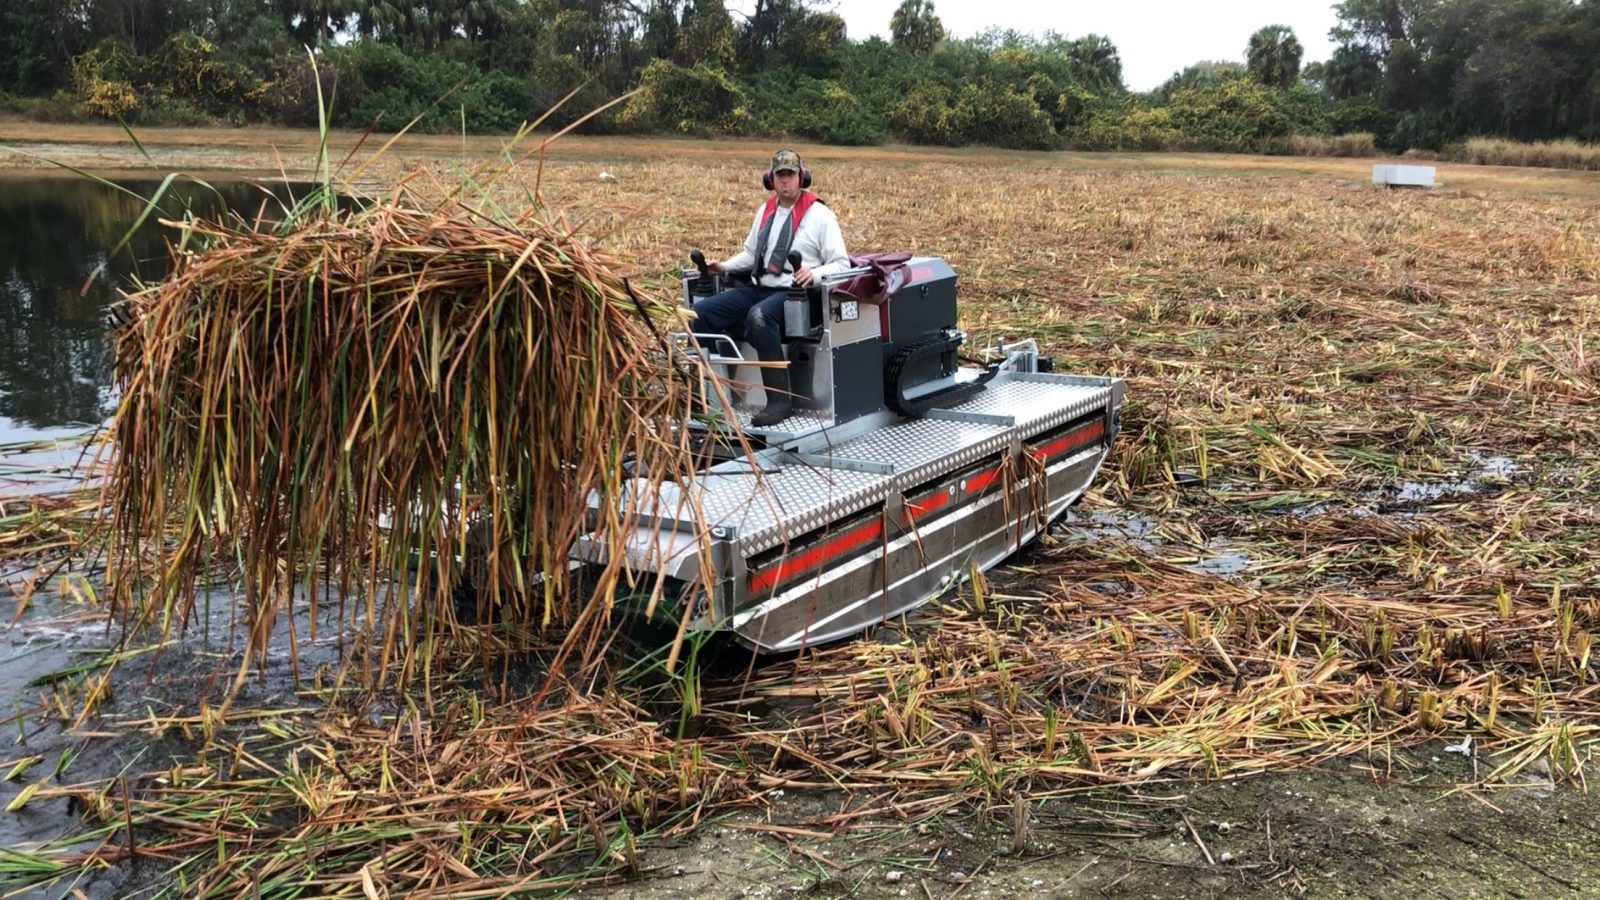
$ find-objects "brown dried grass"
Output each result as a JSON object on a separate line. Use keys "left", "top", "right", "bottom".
{"left": 1459, "top": 137, "right": 1600, "bottom": 172}
{"left": 4, "top": 141, "right": 1600, "bottom": 896}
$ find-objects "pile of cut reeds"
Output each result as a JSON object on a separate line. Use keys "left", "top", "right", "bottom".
{"left": 105, "top": 188, "right": 699, "bottom": 683}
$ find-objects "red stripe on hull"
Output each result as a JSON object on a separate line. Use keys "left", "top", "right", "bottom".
{"left": 964, "top": 467, "right": 1003, "bottom": 493}
{"left": 1027, "top": 419, "right": 1104, "bottom": 463}
{"left": 749, "top": 518, "right": 884, "bottom": 594}
{"left": 903, "top": 489, "right": 951, "bottom": 523}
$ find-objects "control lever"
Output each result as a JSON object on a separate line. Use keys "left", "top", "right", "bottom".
{"left": 688, "top": 248, "right": 716, "bottom": 298}
{"left": 784, "top": 251, "right": 816, "bottom": 339}
{"left": 786, "top": 252, "right": 806, "bottom": 297}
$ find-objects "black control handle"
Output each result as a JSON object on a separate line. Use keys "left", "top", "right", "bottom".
{"left": 690, "top": 248, "right": 709, "bottom": 279}
{"left": 786, "top": 251, "right": 809, "bottom": 303}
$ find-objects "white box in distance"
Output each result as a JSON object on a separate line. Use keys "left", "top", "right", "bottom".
{"left": 1372, "top": 164, "right": 1437, "bottom": 188}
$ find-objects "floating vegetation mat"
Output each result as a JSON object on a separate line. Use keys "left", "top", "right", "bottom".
{"left": 2, "top": 152, "right": 1599, "bottom": 896}
{"left": 0, "top": 436, "right": 106, "bottom": 598}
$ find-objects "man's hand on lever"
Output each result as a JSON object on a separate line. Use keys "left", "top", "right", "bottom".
{"left": 789, "top": 251, "right": 812, "bottom": 287}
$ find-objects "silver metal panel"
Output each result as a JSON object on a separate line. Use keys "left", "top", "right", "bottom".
{"left": 788, "top": 452, "right": 896, "bottom": 476}
{"left": 829, "top": 306, "right": 883, "bottom": 345}
{"left": 1012, "top": 371, "right": 1128, "bottom": 405}
{"left": 663, "top": 376, "right": 1118, "bottom": 557}
{"left": 784, "top": 296, "right": 812, "bottom": 335}
{"left": 729, "top": 446, "right": 1106, "bottom": 651}
{"left": 693, "top": 466, "right": 891, "bottom": 554}
{"left": 897, "top": 432, "right": 1020, "bottom": 490}
{"left": 698, "top": 334, "right": 839, "bottom": 440}
{"left": 712, "top": 378, "right": 1114, "bottom": 554}
{"left": 822, "top": 278, "right": 883, "bottom": 344}
{"left": 941, "top": 379, "right": 1110, "bottom": 431}
{"left": 925, "top": 409, "right": 1016, "bottom": 427}
{"left": 829, "top": 416, "right": 1009, "bottom": 479}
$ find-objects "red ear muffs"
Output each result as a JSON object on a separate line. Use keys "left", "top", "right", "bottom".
{"left": 761, "top": 163, "right": 812, "bottom": 190}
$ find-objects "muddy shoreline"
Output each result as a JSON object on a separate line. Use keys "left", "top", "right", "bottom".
{"left": 7, "top": 535, "right": 1599, "bottom": 900}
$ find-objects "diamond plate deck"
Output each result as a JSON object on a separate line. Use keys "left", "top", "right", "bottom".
{"left": 829, "top": 417, "right": 1009, "bottom": 481}
{"left": 694, "top": 375, "right": 1116, "bottom": 555}
{"left": 944, "top": 378, "right": 1111, "bottom": 431}
{"left": 695, "top": 465, "right": 890, "bottom": 554}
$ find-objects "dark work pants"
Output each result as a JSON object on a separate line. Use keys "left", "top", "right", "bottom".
{"left": 688, "top": 283, "right": 786, "bottom": 362}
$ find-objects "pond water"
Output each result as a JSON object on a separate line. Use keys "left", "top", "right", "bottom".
{"left": 0, "top": 176, "right": 313, "bottom": 445}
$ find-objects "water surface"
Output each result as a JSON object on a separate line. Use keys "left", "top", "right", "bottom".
{"left": 0, "top": 176, "right": 312, "bottom": 444}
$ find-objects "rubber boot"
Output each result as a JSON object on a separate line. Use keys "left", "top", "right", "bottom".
{"left": 751, "top": 365, "right": 793, "bottom": 427}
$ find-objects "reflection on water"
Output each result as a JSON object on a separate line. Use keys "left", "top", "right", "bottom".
{"left": 0, "top": 177, "right": 309, "bottom": 443}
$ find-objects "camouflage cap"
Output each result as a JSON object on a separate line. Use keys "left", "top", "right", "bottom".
{"left": 769, "top": 149, "right": 802, "bottom": 173}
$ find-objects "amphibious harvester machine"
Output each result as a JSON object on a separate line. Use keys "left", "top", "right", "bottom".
{"left": 559, "top": 251, "right": 1127, "bottom": 653}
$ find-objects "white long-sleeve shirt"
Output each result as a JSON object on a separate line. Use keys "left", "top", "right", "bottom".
{"left": 720, "top": 197, "right": 849, "bottom": 289}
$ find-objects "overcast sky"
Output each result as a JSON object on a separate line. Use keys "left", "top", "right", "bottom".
{"left": 822, "top": 0, "right": 1341, "bottom": 91}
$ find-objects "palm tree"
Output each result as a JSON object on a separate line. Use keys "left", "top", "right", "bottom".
{"left": 349, "top": 0, "right": 399, "bottom": 38}
{"left": 889, "top": 0, "right": 944, "bottom": 56}
{"left": 1068, "top": 34, "right": 1123, "bottom": 91}
{"left": 1246, "top": 24, "right": 1304, "bottom": 89}
{"left": 281, "top": 0, "right": 354, "bottom": 45}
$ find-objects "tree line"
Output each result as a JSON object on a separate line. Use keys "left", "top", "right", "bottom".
{"left": 2, "top": 0, "right": 1598, "bottom": 154}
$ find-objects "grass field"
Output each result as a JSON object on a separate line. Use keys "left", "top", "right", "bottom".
{"left": 1, "top": 125, "right": 1599, "bottom": 898}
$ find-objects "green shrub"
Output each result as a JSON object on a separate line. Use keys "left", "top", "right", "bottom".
{"left": 1165, "top": 79, "right": 1292, "bottom": 152}
{"left": 243, "top": 53, "right": 322, "bottom": 127}
{"left": 744, "top": 72, "right": 885, "bottom": 146}
{"left": 1273, "top": 84, "right": 1331, "bottom": 136}
{"left": 1066, "top": 83, "right": 1331, "bottom": 154}
{"left": 615, "top": 59, "right": 750, "bottom": 135}
{"left": 1329, "top": 98, "right": 1393, "bottom": 138}
{"left": 69, "top": 33, "right": 273, "bottom": 125}
{"left": 947, "top": 80, "right": 1056, "bottom": 149}
{"left": 153, "top": 33, "right": 253, "bottom": 116}
{"left": 888, "top": 77, "right": 1056, "bottom": 149}
{"left": 889, "top": 78, "right": 1049, "bottom": 148}
{"left": 455, "top": 71, "right": 531, "bottom": 132}
{"left": 889, "top": 81, "right": 958, "bottom": 144}
{"left": 141, "top": 33, "right": 264, "bottom": 123}
{"left": 1384, "top": 110, "right": 1457, "bottom": 153}
{"left": 70, "top": 41, "right": 141, "bottom": 119}
{"left": 1051, "top": 81, "right": 1102, "bottom": 133}
{"left": 810, "top": 81, "right": 886, "bottom": 145}
{"left": 134, "top": 92, "right": 211, "bottom": 126}
{"left": 1070, "top": 103, "right": 1180, "bottom": 151}
{"left": 527, "top": 54, "right": 597, "bottom": 128}
{"left": 7, "top": 89, "right": 82, "bottom": 121}
{"left": 330, "top": 42, "right": 531, "bottom": 133}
